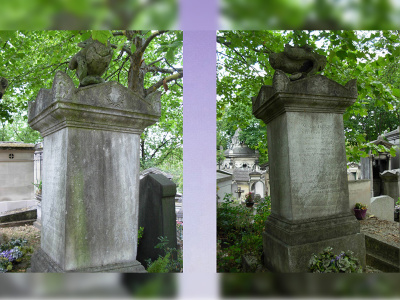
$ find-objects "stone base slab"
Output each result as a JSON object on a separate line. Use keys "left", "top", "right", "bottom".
{"left": 263, "top": 231, "right": 366, "bottom": 272}
{"left": 264, "top": 213, "right": 361, "bottom": 245}
{"left": 30, "top": 248, "right": 146, "bottom": 273}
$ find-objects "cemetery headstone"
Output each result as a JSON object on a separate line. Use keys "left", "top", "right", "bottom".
{"left": 380, "top": 169, "right": 400, "bottom": 201}
{"left": 370, "top": 195, "right": 394, "bottom": 221}
{"left": 28, "top": 71, "right": 161, "bottom": 272}
{"left": 137, "top": 173, "right": 177, "bottom": 265}
{"left": 252, "top": 44, "right": 366, "bottom": 272}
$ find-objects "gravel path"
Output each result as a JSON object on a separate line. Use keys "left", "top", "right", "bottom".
{"left": 359, "top": 216, "right": 400, "bottom": 248}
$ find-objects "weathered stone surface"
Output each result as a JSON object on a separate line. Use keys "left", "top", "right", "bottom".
{"left": 28, "top": 71, "right": 161, "bottom": 137}
{"left": 348, "top": 179, "right": 371, "bottom": 213}
{"left": 269, "top": 44, "right": 327, "bottom": 80}
{"left": 380, "top": 169, "right": 400, "bottom": 201}
{"left": 0, "top": 209, "right": 37, "bottom": 223}
{"left": 31, "top": 247, "right": 146, "bottom": 272}
{"left": 68, "top": 38, "right": 113, "bottom": 87}
{"left": 365, "top": 234, "right": 400, "bottom": 272}
{"left": 137, "top": 173, "right": 177, "bottom": 265}
{"left": 370, "top": 196, "right": 395, "bottom": 221}
{"left": 28, "top": 72, "right": 160, "bottom": 272}
{"left": 263, "top": 231, "right": 365, "bottom": 273}
{"left": 0, "top": 142, "right": 36, "bottom": 213}
{"left": 253, "top": 71, "right": 365, "bottom": 272}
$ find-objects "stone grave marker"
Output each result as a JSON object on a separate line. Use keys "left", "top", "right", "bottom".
{"left": 380, "top": 169, "right": 400, "bottom": 201}
{"left": 28, "top": 71, "right": 161, "bottom": 272}
{"left": 252, "top": 44, "right": 366, "bottom": 272}
{"left": 370, "top": 195, "right": 395, "bottom": 221}
{"left": 137, "top": 173, "right": 177, "bottom": 265}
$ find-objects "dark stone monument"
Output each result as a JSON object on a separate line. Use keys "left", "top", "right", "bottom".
{"left": 137, "top": 173, "right": 177, "bottom": 265}
{"left": 380, "top": 169, "right": 400, "bottom": 201}
{"left": 28, "top": 71, "right": 161, "bottom": 272}
{"left": 252, "top": 45, "right": 366, "bottom": 272}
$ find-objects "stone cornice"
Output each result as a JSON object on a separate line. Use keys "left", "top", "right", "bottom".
{"left": 28, "top": 71, "right": 161, "bottom": 136}
{"left": 253, "top": 72, "right": 357, "bottom": 124}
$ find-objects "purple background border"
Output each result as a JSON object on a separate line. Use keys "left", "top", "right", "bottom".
{"left": 180, "top": 0, "right": 219, "bottom": 297}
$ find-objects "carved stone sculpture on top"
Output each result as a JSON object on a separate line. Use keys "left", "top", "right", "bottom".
{"left": 68, "top": 38, "right": 113, "bottom": 87}
{"left": 0, "top": 77, "right": 8, "bottom": 99}
{"left": 269, "top": 44, "right": 327, "bottom": 81}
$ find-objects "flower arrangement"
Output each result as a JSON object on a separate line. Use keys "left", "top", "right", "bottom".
{"left": 308, "top": 247, "right": 362, "bottom": 273}
{"left": 354, "top": 202, "right": 368, "bottom": 220}
{"left": 395, "top": 199, "right": 400, "bottom": 212}
{"left": 354, "top": 202, "right": 367, "bottom": 210}
{"left": 244, "top": 192, "right": 254, "bottom": 203}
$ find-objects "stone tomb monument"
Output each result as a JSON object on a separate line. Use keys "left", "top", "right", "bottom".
{"left": 253, "top": 45, "right": 366, "bottom": 272}
{"left": 28, "top": 71, "right": 161, "bottom": 272}
{"left": 137, "top": 173, "right": 177, "bottom": 265}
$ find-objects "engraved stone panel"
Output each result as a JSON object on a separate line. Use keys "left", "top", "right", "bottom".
{"left": 286, "top": 112, "right": 349, "bottom": 220}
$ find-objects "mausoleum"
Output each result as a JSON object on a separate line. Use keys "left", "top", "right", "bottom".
{"left": 0, "top": 142, "right": 36, "bottom": 213}
{"left": 217, "top": 128, "right": 268, "bottom": 202}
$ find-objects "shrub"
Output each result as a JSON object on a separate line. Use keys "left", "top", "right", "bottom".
{"left": 217, "top": 195, "right": 271, "bottom": 272}
{"left": 146, "top": 236, "right": 182, "bottom": 273}
{"left": 308, "top": 247, "right": 363, "bottom": 273}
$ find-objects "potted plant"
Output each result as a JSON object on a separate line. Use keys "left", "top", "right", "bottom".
{"left": 244, "top": 192, "right": 254, "bottom": 207}
{"left": 353, "top": 202, "right": 367, "bottom": 220}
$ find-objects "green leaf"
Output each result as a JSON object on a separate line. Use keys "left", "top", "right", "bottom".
{"left": 336, "top": 50, "right": 347, "bottom": 60}
{"left": 91, "top": 30, "right": 112, "bottom": 45}
{"left": 0, "top": 30, "right": 14, "bottom": 42}
{"left": 392, "top": 88, "right": 400, "bottom": 98}
{"left": 166, "top": 47, "right": 175, "bottom": 63}
{"left": 116, "top": 37, "right": 127, "bottom": 52}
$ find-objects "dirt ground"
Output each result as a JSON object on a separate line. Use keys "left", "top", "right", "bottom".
{"left": 359, "top": 216, "right": 400, "bottom": 248}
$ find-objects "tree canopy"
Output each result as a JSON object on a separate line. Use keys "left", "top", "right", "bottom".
{"left": 217, "top": 30, "right": 400, "bottom": 164}
{"left": 0, "top": 30, "right": 183, "bottom": 191}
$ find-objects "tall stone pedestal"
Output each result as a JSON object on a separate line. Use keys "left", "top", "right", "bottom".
{"left": 28, "top": 71, "right": 161, "bottom": 272}
{"left": 253, "top": 71, "right": 366, "bottom": 272}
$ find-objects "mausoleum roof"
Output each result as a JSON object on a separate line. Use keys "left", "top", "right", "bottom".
{"left": 223, "top": 129, "right": 259, "bottom": 158}
{"left": 224, "top": 146, "right": 257, "bottom": 157}
{"left": 217, "top": 170, "right": 233, "bottom": 183}
{"left": 0, "top": 141, "right": 35, "bottom": 150}
{"left": 370, "top": 136, "right": 394, "bottom": 149}
{"left": 384, "top": 126, "right": 399, "bottom": 141}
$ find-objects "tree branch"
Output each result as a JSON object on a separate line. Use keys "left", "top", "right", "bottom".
{"left": 149, "top": 133, "right": 170, "bottom": 160}
{"left": 110, "top": 43, "right": 132, "bottom": 56}
{"left": 146, "top": 72, "right": 183, "bottom": 94}
{"left": 146, "top": 65, "right": 182, "bottom": 74}
{"left": 140, "top": 30, "right": 168, "bottom": 53}
{"left": 106, "top": 56, "right": 130, "bottom": 80}
{"left": 147, "top": 58, "right": 163, "bottom": 66}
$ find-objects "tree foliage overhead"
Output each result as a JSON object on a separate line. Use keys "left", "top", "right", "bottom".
{"left": 0, "top": 30, "right": 183, "bottom": 190}
{"left": 217, "top": 30, "right": 400, "bottom": 164}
